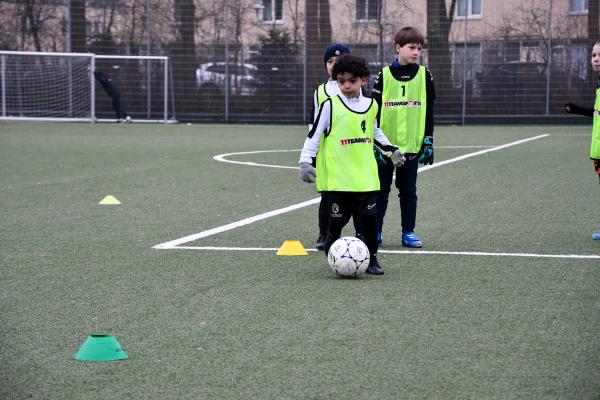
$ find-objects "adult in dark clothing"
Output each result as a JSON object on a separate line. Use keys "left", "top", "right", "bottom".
{"left": 94, "top": 70, "right": 131, "bottom": 123}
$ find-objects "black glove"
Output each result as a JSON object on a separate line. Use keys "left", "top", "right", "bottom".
{"left": 373, "top": 147, "right": 388, "bottom": 166}
{"left": 565, "top": 102, "right": 594, "bottom": 117}
{"left": 417, "top": 136, "right": 433, "bottom": 165}
{"left": 594, "top": 159, "right": 600, "bottom": 182}
{"left": 565, "top": 102, "right": 574, "bottom": 113}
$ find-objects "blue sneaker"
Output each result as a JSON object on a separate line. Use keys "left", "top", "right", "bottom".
{"left": 377, "top": 232, "right": 383, "bottom": 245}
{"left": 402, "top": 232, "right": 422, "bottom": 248}
{"left": 593, "top": 232, "right": 600, "bottom": 240}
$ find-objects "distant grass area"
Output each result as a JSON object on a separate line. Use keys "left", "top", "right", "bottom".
{"left": 1, "top": 122, "right": 599, "bottom": 399}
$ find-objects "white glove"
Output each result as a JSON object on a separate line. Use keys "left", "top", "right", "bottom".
{"left": 299, "top": 162, "right": 316, "bottom": 183}
{"left": 391, "top": 149, "right": 405, "bottom": 167}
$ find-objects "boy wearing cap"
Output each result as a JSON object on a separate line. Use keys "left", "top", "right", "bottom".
{"left": 310, "top": 44, "right": 360, "bottom": 250}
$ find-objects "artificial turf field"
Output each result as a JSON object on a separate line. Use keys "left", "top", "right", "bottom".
{"left": 1, "top": 122, "right": 599, "bottom": 399}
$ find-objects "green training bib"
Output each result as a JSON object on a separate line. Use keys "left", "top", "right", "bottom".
{"left": 592, "top": 87, "right": 600, "bottom": 159}
{"left": 380, "top": 65, "right": 427, "bottom": 153}
{"left": 316, "top": 96, "right": 380, "bottom": 192}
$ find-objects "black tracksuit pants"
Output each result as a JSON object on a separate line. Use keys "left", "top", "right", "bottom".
{"left": 376, "top": 156, "right": 419, "bottom": 234}
{"left": 322, "top": 191, "right": 378, "bottom": 263}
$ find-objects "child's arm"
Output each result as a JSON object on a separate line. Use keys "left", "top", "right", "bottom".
{"left": 299, "top": 100, "right": 331, "bottom": 182}
{"left": 565, "top": 102, "right": 594, "bottom": 117}
{"left": 374, "top": 123, "right": 405, "bottom": 167}
{"left": 418, "top": 68, "right": 436, "bottom": 165}
{"left": 425, "top": 69, "right": 435, "bottom": 137}
{"left": 371, "top": 71, "right": 384, "bottom": 126}
{"left": 308, "top": 89, "right": 319, "bottom": 130}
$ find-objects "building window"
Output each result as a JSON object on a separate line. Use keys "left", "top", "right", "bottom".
{"left": 262, "top": 0, "right": 283, "bottom": 22}
{"left": 569, "top": 0, "right": 588, "bottom": 13}
{"left": 452, "top": 42, "right": 481, "bottom": 88}
{"left": 521, "top": 41, "right": 543, "bottom": 63}
{"left": 356, "top": 0, "right": 379, "bottom": 21}
{"left": 570, "top": 42, "right": 587, "bottom": 79}
{"left": 456, "top": 0, "right": 482, "bottom": 18}
{"left": 504, "top": 42, "right": 520, "bottom": 63}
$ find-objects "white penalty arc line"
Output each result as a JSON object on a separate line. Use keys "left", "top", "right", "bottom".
{"left": 212, "top": 146, "right": 496, "bottom": 170}
{"left": 163, "top": 246, "right": 600, "bottom": 260}
{"left": 214, "top": 149, "right": 299, "bottom": 170}
{"left": 154, "top": 134, "right": 549, "bottom": 250}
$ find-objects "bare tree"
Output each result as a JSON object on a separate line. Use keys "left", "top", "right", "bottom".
{"left": 172, "top": 0, "right": 197, "bottom": 114}
{"left": 0, "top": 2, "right": 21, "bottom": 50}
{"left": 70, "top": 0, "right": 87, "bottom": 52}
{"left": 305, "top": 0, "right": 332, "bottom": 106}
{"left": 588, "top": 0, "right": 599, "bottom": 78}
{"left": 335, "top": 0, "right": 415, "bottom": 66}
{"left": 0, "top": 1, "right": 64, "bottom": 51}
{"left": 285, "top": 0, "right": 304, "bottom": 46}
{"left": 427, "top": 0, "right": 457, "bottom": 111}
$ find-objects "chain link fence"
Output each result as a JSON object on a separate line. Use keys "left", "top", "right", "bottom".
{"left": 0, "top": 0, "right": 597, "bottom": 123}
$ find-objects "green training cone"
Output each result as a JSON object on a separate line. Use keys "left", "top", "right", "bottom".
{"left": 74, "top": 334, "right": 128, "bottom": 362}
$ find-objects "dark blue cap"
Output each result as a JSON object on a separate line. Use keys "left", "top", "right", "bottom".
{"left": 323, "top": 43, "right": 351, "bottom": 64}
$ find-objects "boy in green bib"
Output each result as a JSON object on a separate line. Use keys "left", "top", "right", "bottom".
{"left": 299, "top": 55, "right": 405, "bottom": 275}
{"left": 311, "top": 44, "right": 351, "bottom": 251}
{"left": 372, "top": 27, "right": 436, "bottom": 248}
{"left": 565, "top": 40, "right": 600, "bottom": 240}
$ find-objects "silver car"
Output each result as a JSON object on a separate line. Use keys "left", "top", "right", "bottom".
{"left": 196, "top": 62, "right": 257, "bottom": 96}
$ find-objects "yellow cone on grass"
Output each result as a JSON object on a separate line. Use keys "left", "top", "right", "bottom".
{"left": 277, "top": 240, "right": 308, "bottom": 256}
{"left": 99, "top": 195, "right": 121, "bottom": 205}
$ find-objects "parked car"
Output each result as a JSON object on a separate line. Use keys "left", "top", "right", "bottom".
{"left": 475, "top": 62, "right": 588, "bottom": 114}
{"left": 196, "top": 62, "right": 257, "bottom": 96}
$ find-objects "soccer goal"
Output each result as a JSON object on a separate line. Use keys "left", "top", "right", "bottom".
{"left": 0, "top": 51, "right": 176, "bottom": 123}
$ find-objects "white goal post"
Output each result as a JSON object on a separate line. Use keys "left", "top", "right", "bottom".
{"left": 0, "top": 51, "right": 175, "bottom": 123}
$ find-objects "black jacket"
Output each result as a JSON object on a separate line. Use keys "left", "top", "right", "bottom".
{"left": 94, "top": 71, "right": 121, "bottom": 99}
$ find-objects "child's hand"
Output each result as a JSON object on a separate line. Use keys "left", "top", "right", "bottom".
{"left": 418, "top": 136, "right": 434, "bottom": 165}
{"left": 300, "top": 162, "right": 317, "bottom": 183}
{"left": 373, "top": 147, "right": 388, "bottom": 166}
{"left": 565, "top": 102, "right": 573, "bottom": 113}
{"left": 391, "top": 149, "right": 405, "bottom": 167}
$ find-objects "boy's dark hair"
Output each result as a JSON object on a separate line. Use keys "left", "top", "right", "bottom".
{"left": 394, "top": 27, "right": 424, "bottom": 47}
{"left": 331, "top": 54, "right": 370, "bottom": 79}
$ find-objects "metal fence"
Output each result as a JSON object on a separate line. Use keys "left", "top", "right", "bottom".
{"left": 0, "top": 0, "right": 597, "bottom": 124}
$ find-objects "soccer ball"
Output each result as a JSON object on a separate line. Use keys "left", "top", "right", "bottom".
{"left": 327, "top": 236, "right": 370, "bottom": 277}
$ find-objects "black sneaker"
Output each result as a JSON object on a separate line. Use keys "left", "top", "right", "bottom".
{"left": 316, "top": 234, "right": 326, "bottom": 251}
{"left": 366, "top": 257, "right": 384, "bottom": 275}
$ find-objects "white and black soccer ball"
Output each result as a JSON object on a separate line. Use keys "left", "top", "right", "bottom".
{"left": 327, "top": 236, "right": 370, "bottom": 277}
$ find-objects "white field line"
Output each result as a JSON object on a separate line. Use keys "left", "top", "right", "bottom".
{"left": 164, "top": 245, "right": 600, "bottom": 260}
{"left": 153, "top": 198, "right": 320, "bottom": 249}
{"left": 154, "top": 134, "right": 549, "bottom": 250}
{"left": 214, "top": 149, "right": 299, "bottom": 170}
{"left": 213, "top": 146, "right": 495, "bottom": 170}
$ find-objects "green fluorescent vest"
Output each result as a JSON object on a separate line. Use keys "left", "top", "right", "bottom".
{"left": 592, "top": 87, "right": 600, "bottom": 159}
{"left": 380, "top": 65, "right": 427, "bottom": 153}
{"left": 316, "top": 83, "right": 329, "bottom": 106}
{"left": 316, "top": 96, "right": 380, "bottom": 192}
{"left": 315, "top": 83, "right": 330, "bottom": 168}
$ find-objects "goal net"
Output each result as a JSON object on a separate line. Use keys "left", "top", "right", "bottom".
{"left": 0, "top": 51, "right": 176, "bottom": 123}
{"left": 94, "top": 55, "right": 175, "bottom": 123}
{"left": 0, "top": 51, "right": 94, "bottom": 121}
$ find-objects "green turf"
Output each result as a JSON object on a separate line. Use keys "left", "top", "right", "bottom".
{"left": 0, "top": 122, "right": 599, "bottom": 399}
